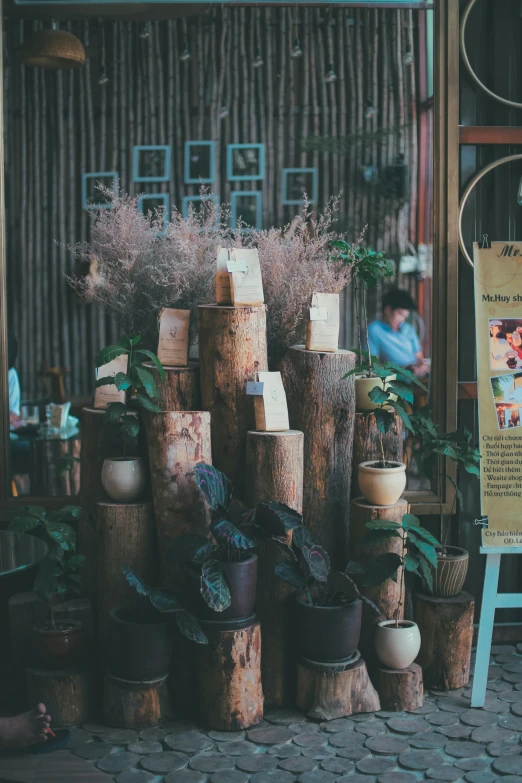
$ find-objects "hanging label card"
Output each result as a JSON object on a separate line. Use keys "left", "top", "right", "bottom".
{"left": 246, "top": 381, "right": 265, "bottom": 396}
{"left": 474, "top": 241, "right": 522, "bottom": 547}
{"left": 227, "top": 259, "right": 248, "bottom": 273}
{"left": 230, "top": 249, "right": 265, "bottom": 306}
{"left": 254, "top": 371, "right": 290, "bottom": 432}
{"left": 93, "top": 353, "right": 129, "bottom": 409}
{"left": 157, "top": 308, "right": 190, "bottom": 366}
{"left": 305, "top": 292, "right": 340, "bottom": 352}
{"left": 216, "top": 248, "right": 233, "bottom": 305}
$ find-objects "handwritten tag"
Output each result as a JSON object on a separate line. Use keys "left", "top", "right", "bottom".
{"left": 246, "top": 381, "right": 264, "bottom": 396}
{"left": 310, "top": 307, "right": 328, "bottom": 322}
{"left": 227, "top": 259, "right": 248, "bottom": 273}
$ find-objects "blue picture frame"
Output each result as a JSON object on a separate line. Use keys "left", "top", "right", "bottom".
{"left": 281, "top": 168, "right": 319, "bottom": 205}
{"left": 230, "top": 191, "right": 263, "bottom": 232}
{"left": 133, "top": 145, "right": 171, "bottom": 183}
{"left": 181, "top": 194, "right": 220, "bottom": 225}
{"left": 227, "top": 144, "right": 265, "bottom": 182}
{"left": 138, "top": 193, "right": 170, "bottom": 236}
{"left": 184, "top": 141, "right": 216, "bottom": 184}
{"left": 81, "top": 172, "right": 118, "bottom": 210}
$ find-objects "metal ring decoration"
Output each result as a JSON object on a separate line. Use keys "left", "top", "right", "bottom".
{"left": 460, "top": 0, "right": 522, "bottom": 110}
{"left": 458, "top": 153, "right": 522, "bottom": 268}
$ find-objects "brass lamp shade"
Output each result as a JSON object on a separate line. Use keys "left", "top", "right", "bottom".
{"left": 20, "top": 29, "right": 86, "bottom": 70}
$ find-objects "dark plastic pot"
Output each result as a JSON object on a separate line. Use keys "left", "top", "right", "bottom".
{"left": 32, "top": 619, "right": 84, "bottom": 669}
{"left": 295, "top": 596, "right": 362, "bottom": 662}
{"left": 188, "top": 555, "right": 258, "bottom": 620}
{"left": 107, "top": 605, "right": 174, "bottom": 681}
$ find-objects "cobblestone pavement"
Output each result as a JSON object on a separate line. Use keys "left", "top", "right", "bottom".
{"left": 67, "top": 646, "right": 522, "bottom": 783}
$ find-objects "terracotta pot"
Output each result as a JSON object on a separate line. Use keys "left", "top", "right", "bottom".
{"left": 295, "top": 596, "right": 362, "bottom": 662}
{"left": 358, "top": 461, "right": 406, "bottom": 506}
{"left": 355, "top": 374, "right": 396, "bottom": 412}
{"left": 430, "top": 546, "right": 469, "bottom": 597}
{"left": 374, "top": 619, "right": 421, "bottom": 670}
{"left": 189, "top": 556, "right": 258, "bottom": 621}
{"left": 107, "top": 605, "right": 173, "bottom": 681}
{"left": 32, "top": 619, "right": 84, "bottom": 669}
{"left": 101, "top": 457, "right": 147, "bottom": 503}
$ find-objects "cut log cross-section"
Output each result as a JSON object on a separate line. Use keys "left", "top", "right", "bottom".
{"left": 142, "top": 361, "right": 201, "bottom": 411}
{"left": 296, "top": 657, "right": 381, "bottom": 721}
{"left": 25, "top": 668, "right": 94, "bottom": 727}
{"left": 198, "top": 619, "right": 264, "bottom": 730}
{"left": 197, "top": 304, "right": 268, "bottom": 495}
{"left": 103, "top": 673, "right": 173, "bottom": 729}
{"left": 375, "top": 663, "right": 424, "bottom": 711}
{"left": 352, "top": 412, "right": 403, "bottom": 497}
{"left": 245, "top": 430, "right": 304, "bottom": 512}
{"left": 280, "top": 346, "right": 356, "bottom": 564}
{"left": 415, "top": 591, "right": 474, "bottom": 691}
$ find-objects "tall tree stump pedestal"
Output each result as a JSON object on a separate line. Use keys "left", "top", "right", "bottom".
{"left": 374, "top": 663, "right": 424, "bottom": 711}
{"left": 25, "top": 667, "right": 94, "bottom": 727}
{"left": 296, "top": 656, "right": 380, "bottom": 720}
{"left": 415, "top": 591, "right": 474, "bottom": 690}
{"left": 142, "top": 361, "right": 200, "bottom": 411}
{"left": 103, "top": 673, "right": 172, "bottom": 729}
{"left": 198, "top": 618, "right": 264, "bottom": 730}
{"left": 245, "top": 430, "right": 304, "bottom": 511}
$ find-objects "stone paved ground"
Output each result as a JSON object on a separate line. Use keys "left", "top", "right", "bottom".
{"left": 67, "top": 646, "right": 522, "bottom": 783}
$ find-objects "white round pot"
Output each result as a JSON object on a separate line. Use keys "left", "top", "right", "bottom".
{"left": 374, "top": 620, "right": 421, "bottom": 670}
{"left": 101, "top": 457, "right": 147, "bottom": 503}
{"left": 358, "top": 461, "right": 406, "bottom": 506}
{"left": 355, "top": 374, "right": 396, "bottom": 412}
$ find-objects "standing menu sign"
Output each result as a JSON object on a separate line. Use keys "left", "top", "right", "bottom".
{"left": 474, "top": 241, "right": 522, "bottom": 547}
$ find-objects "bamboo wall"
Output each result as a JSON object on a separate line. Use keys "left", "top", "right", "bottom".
{"left": 3, "top": 8, "right": 420, "bottom": 398}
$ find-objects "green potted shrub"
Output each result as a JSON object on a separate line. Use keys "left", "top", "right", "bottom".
{"left": 329, "top": 241, "right": 395, "bottom": 411}
{"left": 411, "top": 409, "right": 480, "bottom": 597}
{"left": 275, "top": 524, "right": 380, "bottom": 662}
{"left": 95, "top": 334, "right": 164, "bottom": 502}
{"left": 9, "top": 505, "right": 85, "bottom": 668}
{"left": 108, "top": 565, "right": 208, "bottom": 681}
{"left": 360, "top": 512, "right": 439, "bottom": 669}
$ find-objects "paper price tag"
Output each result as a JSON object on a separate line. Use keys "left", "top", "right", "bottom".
{"left": 227, "top": 259, "right": 248, "bottom": 273}
{"left": 310, "top": 307, "right": 328, "bottom": 322}
{"left": 246, "top": 381, "right": 265, "bottom": 396}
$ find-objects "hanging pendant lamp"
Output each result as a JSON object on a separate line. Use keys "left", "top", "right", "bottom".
{"left": 20, "top": 23, "right": 86, "bottom": 70}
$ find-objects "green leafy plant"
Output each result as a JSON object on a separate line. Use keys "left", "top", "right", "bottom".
{"left": 360, "top": 513, "right": 440, "bottom": 625}
{"left": 168, "top": 464, "right": 302, "bottom": 614}
{"left": 9, "top": 506, "right": 85, "bottom": 629}
{"left": 410, "top": 408, "right": 481, "bottom": 555}
{"left": 274, "top": 524, "right": 380, "bottom": 612}
{"left": 95, "top": 334, "right": 165, "bottom": 454}
{"left": 122, "top": 565, "right": 208, "bottom": 645}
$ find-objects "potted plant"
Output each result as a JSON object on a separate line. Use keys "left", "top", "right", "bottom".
{"left": 329, "top": 241, "right": 395, "bottom": 411}
{"left": 9, "top": 505, "right": 86, "bottom": 669}
{"left": 411, "top": 409, "right": 480, "bottom": 597}
{"left": 345, "top": 362, "right": 426, "bottom": 506}
{"left": 107, "top": 565, "right": 208, "bottom": 681}
{"left": 96, "top": 334, "right": 165, "bottom": 502}
{"left": 275, "top": 524, "right": 380, "bottom": 663}
{"left": 360, "top": 512, "right": 439, "bottom": 669}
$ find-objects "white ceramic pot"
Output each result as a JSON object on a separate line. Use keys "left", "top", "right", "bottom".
{"left": 101, "top": 457, "right": 147, "bottom": 503}
{"left": 374, "top": 620, "right": 421, "bottom": 670}
{"left": 358, "top": 461, "right": 406, "bottom": 506}
{"left": 355, "top": 374, "right": 396, "bottom": 412}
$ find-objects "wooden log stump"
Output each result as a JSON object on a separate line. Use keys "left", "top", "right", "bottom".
{"left": 352, "top": 412, "right": 403, "bottom": 497}
{"left": 144, "top": 411, "right": 212, "bottom": 587}
{"left": 245, "top": 430, "right": 304, "bottom": 511}
{"left": 280, "top": 346, "right": 356, "bottom": 564}
{"left": 296, "top": 657, "right": 380, "bottom": 720}
{"left": 197, "top": 304, "right": 268, "bottom": 495}
{"left": 142, "top": 361, "right": 201, "bottom": 410}
{"left": 96, "top": 502, "right": 158, "bottom": 647}
{"left": 169, "top": 628, "right": 200, "bottom": 720}
{"left": 25, "top": 668, "right": 94, "bottom": 727}
{"left": 198, "top": 619, "right": 264, "bottom": 730}
{"left": 415, "top": 591, "right": 474, "bottom": 690}
{"left": 375, "top": 663, "right": 424, "bottom": 711}
{"left": 103, "top": 673, "right": 173, "bottom": 729}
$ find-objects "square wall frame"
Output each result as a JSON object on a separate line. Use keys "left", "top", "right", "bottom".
{"left": 227, "top": 144, "right": 265, "bottom": 182}
{"left": 138, "top": 193, "right": 170, "bottom": 236}
{"left": 184, "top": 141, "right": 215, "bottom": 184}
{"left": 81, "top": 171, "right": 118, "bottom": 210}
{"left": 282, "top": 168, "right": 318, "bottom": 205}
{"left": 133, "top": 145, "right": 171, "bottom": 183}
{"left": 230, "top": 191, "right": 262, "bottom": 232}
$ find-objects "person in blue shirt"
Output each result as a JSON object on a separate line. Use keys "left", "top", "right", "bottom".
{"left": 368, "top": 289, "right": 429, "bottom": 378}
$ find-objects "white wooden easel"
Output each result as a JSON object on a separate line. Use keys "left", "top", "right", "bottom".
{"left": 471, "top": 545, "right": 522, "bottom": 707}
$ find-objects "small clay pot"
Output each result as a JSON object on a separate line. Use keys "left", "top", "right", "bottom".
{"left": 358, "top": 461, "right": 406, "bottom": 506}
{"left": 107, "top": 605, "right": 174, "bottom": 681}
{"left": 188, "top": 555, "right": 258, "bottom": 621}
{"left": 32, "top": 619, "right": 84, "bottom": 669}
{"left": 430, "top": 546, "right": 469, "bottom": 597}
{"left": 101, "top": 457, "right": 147, "bottom": 503}
{"left": 296, "top": 596, "right": 362, "bottom": 662}
{"left": 355, "top": 375, "right": 397, "bottom": 412}
{"left": 374, "top": 619, "right": 421, "bottom": 670}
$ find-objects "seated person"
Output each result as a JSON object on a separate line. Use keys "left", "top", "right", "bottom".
{"left": 8, "top": 333, "right": 22, "bottom": 430}
{"left": 367, "top": 289, "right": 429, "bottom": 377}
